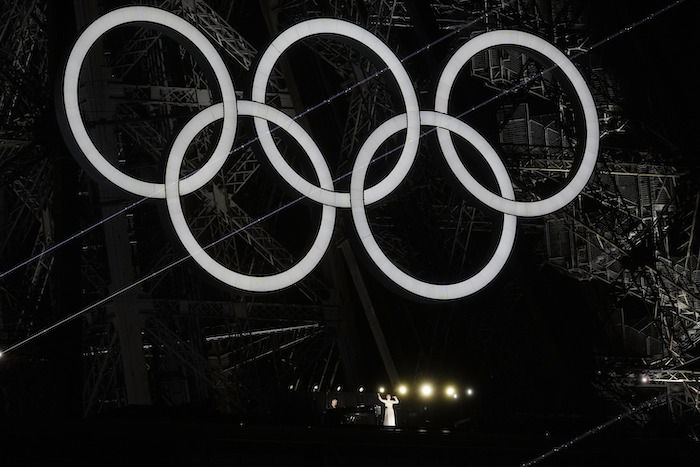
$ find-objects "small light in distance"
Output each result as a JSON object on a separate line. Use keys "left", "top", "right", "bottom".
{"left": 398, "top": 385, "right": 407, "bottom": 395}
{"left": 379, "top": 386, "right": 385, "bottom": 394}
{"left": 336, "top": 385, "right": 342, "bottom": 392}
{"left": 420, "top": 383, "right": 433, "bottom": 397}
{"left": 445, "top": 386, "right": 455, "bottom": 397}
{"left": 313, "top": 384, "right": 319, "bottom": 391}
{"left": 358, "top": 386, "right": 365, "bottom": 393}
{"left": 466, "top": 388, "right": 474, "bottom": 396}
{"left": 641, "top": 375, "right": 649, "bottom": 384}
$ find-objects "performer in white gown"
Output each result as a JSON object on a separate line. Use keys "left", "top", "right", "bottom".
{"left": 378, "top": 393, "right": 399, "bottom": 426}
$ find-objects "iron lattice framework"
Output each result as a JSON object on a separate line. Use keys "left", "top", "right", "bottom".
{"left": 0, "top": 0, "right": 697, "bottom": 435}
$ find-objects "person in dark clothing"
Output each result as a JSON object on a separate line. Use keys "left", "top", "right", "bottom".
{"left": 323, "top": 398, "right": 343, "bottom": 426}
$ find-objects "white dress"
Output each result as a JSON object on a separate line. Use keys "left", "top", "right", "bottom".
{"left": 378, "top": 395, "right": 399, "bottom": 426}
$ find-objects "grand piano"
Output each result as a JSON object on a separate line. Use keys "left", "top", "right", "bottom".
{"left": 343, "top": 403, "right": 381, "bottom": 425}
{"left": 323, "top": 403, "right": 381, "bottom": 426}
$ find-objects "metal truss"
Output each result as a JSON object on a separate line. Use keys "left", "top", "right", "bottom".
{"left": 87, "top": 0, "right": 700, "bottom": 433}
{"left": 593, "top": 354, "right": 700, "bottom": 427}
{"left": 0, "top": 0, "right": 55, "bottom": 342}
{"left": 82, "top": 319, "right": 125, "bottom": 415}
{"left": 273, "top": 0, "right": 405, "bottom": 173}
{"left": 0, "top": 1, "right": 70, "bottom": 420}
{"left": 101, "top": 1, "right": 315, "bottom": 291}
{"left": 420, "top": 0, "right": 700, "bottom": 431}
{"left": 509, "top": 110, "right": 700, "bottom": 427}
{"left": 545, "top": 163, "right": 700, "bottom": 421}
{"left": 3, "top": 0, "right": 698, "bottom": 437}
{"left": 263, "top": 1, "right": 608, "bottom": 401}
{"left": 71, "top": 0, "right": 342, "bottom": 415}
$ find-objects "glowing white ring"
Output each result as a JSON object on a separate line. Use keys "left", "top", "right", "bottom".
{"left": 435, "top": 30, "right": 599, "bottom": 217}
{"left": 60, "top": 8, "right": 600, "bottom": 299}
{"left": 62, "top": 6, "right": 237, "bottom": 198}
{"left": 251, "top": 18, "right": 421, "bottom": 208}
{"left": 165, "top": 101, "right": 335, "bottom": 292}
{"left": 350, "top": 111, "right": 517, "bottom": 300}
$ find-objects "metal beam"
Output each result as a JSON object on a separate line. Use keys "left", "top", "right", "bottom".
{"left": 339, "top": 239, "right": 398, "bottom": 386}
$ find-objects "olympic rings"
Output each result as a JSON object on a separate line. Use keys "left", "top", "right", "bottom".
{"left": 59, "top": 6, "right": 599, "bottom": 300}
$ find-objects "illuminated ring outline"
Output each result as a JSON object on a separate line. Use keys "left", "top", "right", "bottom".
{"left": 350, "top": 111, "right": 517, "bottom": 300}
{"left": 62, "top": 6, "right": 237, "bottom": 198}
{"left": 435, "top": 30, "right": 599, "bottom": 217}
{"left": 251, "top": 18, "right": 420, "bottom": 208}
{"left": 165, "top": 101, "right": 336, "bottom": 293}
{"left": 61, "top": 8, "right": 600, "bottom": 298}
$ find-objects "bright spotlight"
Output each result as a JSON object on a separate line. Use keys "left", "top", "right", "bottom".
{"left": 420, "top": 383, "right": 433, "bottom": 397}
{"left": 453, "top": 393, "right": 458, "bottom": 399}
{"left": 445, "top": 386, "right": 455, "bottom": 396}
{"left": 336, "top": 385, "right": 342, "bottom": 392}
{"left": 398, "top": 385, "right": 408, "bottom": 395}
{"left": 379, "top": 386, "right": 385, "bottom": 394}
{"left": 313, "top": 384, "right": 319, "bottom": 391}
{"left": 640, "top": 375, "right": 649, "bottom": 384}
{"left": 466, "top": 388, "right": 473, "bottom": 396}
{"left": 358, "top": 386, "right": 365, "bottom": 393}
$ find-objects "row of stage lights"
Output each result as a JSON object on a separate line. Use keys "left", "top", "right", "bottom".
{"left": 373, "top": 384, "right": 474, "bottom": 399}
{"left": 293, "top": 383, "right": 475, "bottom": 399}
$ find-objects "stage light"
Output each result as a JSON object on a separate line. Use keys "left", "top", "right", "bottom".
{"left": 466, "top": 388, "right": 474, "bottom": 396}
{"left": 398, "top": 385, "right": 408, "bottom": 395}
{"left": 288, "top": 384, "right": 294, "bottom": 390}
{"left": 420, "top": 384, "right": 433, "bottom": 397}
{"left": 641, "top": 375, "right": 649, "bottom": 384}
{"left": 358, "top": 386, "right": 365, "bottom": 393}
{"left": 379, "top": 386, "right": 385, "bottom": 394}
{"left": 453, "top": 393, "right": 458, "bottom": 399}
{"left": 336, "top": 385, "right": 342, "bottom": 392}
{"left": 313, "top": 384, "right": 319, "bottom": 391}
{"left": 445, "top": 386, "right": 455, "bottom": 396}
